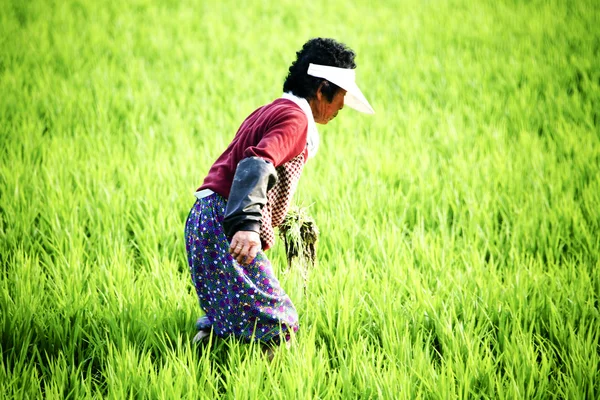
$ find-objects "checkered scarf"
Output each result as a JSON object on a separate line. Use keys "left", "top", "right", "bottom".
{"left": 260, "top": 153, "right": 305, "bottom": 250}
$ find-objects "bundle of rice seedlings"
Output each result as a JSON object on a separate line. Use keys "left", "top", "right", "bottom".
{"left": 278, "top": 205, "right": 319, "bottom": 287}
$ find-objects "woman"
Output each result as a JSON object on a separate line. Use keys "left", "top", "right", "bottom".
{"left": 185, "top": 37, "right": 374, "bottom": 346}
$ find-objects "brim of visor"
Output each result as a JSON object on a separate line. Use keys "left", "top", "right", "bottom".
{"left": 342, "top": 81, "right": 375, "bottom": 114}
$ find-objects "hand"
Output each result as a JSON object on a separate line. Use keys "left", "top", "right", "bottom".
{"left": 229, "top": 231, "right": 261, "bottom": 266}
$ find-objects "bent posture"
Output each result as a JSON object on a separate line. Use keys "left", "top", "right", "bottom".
{"left": 185, "top": 37, "right": 374, "bottom": 345}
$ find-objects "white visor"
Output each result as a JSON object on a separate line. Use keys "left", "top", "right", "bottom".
{"left": 307, "top": 63, "right": 374, "bottom": 114}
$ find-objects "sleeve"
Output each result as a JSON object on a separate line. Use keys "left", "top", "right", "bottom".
{"left": 243, "top": 108, "right": 308, "bottom": 167}
{"left": 222, "top": 157, "right": 278, "bottom": 238}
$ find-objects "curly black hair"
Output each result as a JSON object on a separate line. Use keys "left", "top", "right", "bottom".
{"left": 283, "top": 38, "right": 356, "bottom": 102}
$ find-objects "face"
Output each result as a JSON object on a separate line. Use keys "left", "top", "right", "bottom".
{"left": 310, "top": 86, "right": 347, "bottom": 124}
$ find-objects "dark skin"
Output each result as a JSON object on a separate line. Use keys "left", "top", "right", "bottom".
{"left": 229, "top": 85, "right": 346, "bottom": 266}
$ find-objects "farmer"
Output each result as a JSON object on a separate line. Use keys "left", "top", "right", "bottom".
{"left": 184, "top": 37, "right": 374, "bottom": 346}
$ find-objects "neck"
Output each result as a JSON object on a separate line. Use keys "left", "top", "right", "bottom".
{"left": 308, "top": 98, "right": 318, "bottom": 120}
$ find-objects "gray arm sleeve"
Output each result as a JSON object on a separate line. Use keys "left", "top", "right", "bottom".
{"left": 223, "top": 157, "right": 278, "bottom": 238}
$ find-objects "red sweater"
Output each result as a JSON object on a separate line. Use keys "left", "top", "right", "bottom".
{"left": 199, "top": 98, "right": 309, "bottom": 198}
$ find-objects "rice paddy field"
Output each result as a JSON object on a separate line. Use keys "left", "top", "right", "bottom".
{"left": 1, "top": 0, "right": 599, "bottom": 398}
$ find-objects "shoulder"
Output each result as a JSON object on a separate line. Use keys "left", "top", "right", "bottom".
{"left": 263, "top": 99, "right": 307, "bottom": 125}
{"left": 241, "top": 98, "right": 308, "bottom": 140}
{"left": 241, "top": 98, "right": 307, "bottom": 131}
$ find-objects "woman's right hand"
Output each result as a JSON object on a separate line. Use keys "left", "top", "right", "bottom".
{"left": 229, "top": 231, "right": 261, "bottom": 266}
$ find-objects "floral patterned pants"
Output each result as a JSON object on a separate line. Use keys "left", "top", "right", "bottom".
{"left": 185, "top": 193, "right": 298, "bottom": 343}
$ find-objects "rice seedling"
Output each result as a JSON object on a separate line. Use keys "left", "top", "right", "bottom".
{"left": 278, "top": 204, "right": 319, "bottom": 288}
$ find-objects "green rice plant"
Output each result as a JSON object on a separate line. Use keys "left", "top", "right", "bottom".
{"left": 0, "top": 0, "right": 599, "bottom": 397}
{"left": 278, "top": 204, "right": 319, "bottom": 287}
